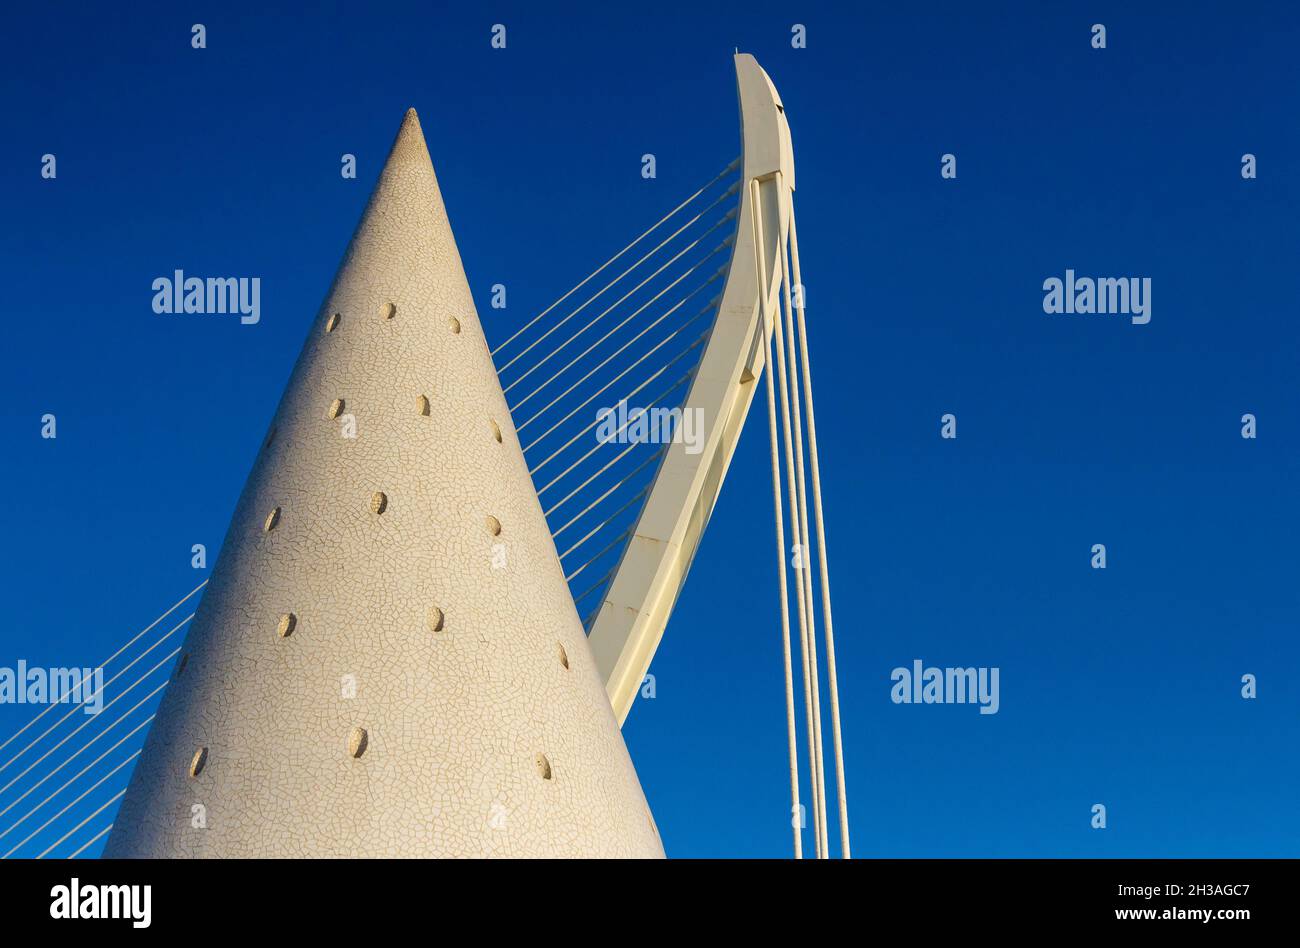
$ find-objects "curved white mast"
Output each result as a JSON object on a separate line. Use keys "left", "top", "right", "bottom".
{"left": 588, "top": 54, "right": 794, "bottom": 721}
{"left": 587, "top": 55, "right": 850, "bottom": 857}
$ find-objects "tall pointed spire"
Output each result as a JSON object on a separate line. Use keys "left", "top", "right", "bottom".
{"left": 106, "top": 110, "right": 664, "bottom": 858}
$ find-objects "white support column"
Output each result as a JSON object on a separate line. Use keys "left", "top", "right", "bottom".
{"left": 588, "top": 53, "right": 796, "bottom": 726}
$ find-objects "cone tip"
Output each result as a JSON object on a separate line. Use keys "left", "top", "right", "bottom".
{"left": 390, "top": 108, "right": 428, "bottom": 158}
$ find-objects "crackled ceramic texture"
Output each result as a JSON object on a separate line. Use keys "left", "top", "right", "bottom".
{"left": 105, "top": 110, "right": 664, "bottom": 858}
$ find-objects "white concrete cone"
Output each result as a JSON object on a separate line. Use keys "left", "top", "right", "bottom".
{"left": 106, "top": 110, "right": 664, "bottom": 858}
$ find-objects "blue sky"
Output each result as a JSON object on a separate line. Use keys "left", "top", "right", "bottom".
{"left": 1, "top": 2, "right": 1297, "bottom": 858}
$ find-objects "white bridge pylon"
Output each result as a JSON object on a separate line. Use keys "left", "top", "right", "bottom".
{"left": 571, "top": 55, "right": 848, "bottom": 857}
{"left": 588, "top": 55, "right": 795, "bottom": 722}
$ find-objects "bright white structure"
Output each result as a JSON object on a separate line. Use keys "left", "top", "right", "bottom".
{"left": 584, "top": 55, "right": 849, "bottom": 858}
{"left": 589, "top": 55, "right": 795, "bottom": 722}
{"left": 0, "top": 54, "right": 847, "bottom": 860}
{"left": 104, "top": 109, "right": 663, "bottom": 858}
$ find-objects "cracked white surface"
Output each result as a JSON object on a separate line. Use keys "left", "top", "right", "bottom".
{"left": 105, "top": 110, "right": 664, "bottom": 858}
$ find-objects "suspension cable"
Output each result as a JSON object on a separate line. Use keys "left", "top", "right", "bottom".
{"left": 0, "top": 715, "right": 154, "bottom": 845}
{"left": 510, "top": 254, "right": 727, "bottom": 417}
{"left": 528, "top": 334, "right": 707, "bottom": 477}
{"left": 789, "top": 203, "right": 851, "bottom": 857}
{"left": 3, "top": 748, "right": 141, "bottom": 858}
{"left": 766, "top": 224, "right": 827, "bottom": 858}
{"left": 751, "top": 179, "right": 804, "bottom": 860}
{"left": 535, "top": 368, "right": 697, "bottom": 499}
{"left": 66, "top": 823, "right": 113, "bottom": 859}
{"left": 564, "top": 526, "right": 636, "bottom": 583}
{"left": 558, "top": 484, "right": 651, "bottom": 561}
{"left": 502, "top": 210, "right": 735, "bottom": 392}
{"left": 775, "top": 176, "right": 829, "bottom": 858}
{"left": 0, "top": 582, "right": 203, "bottom": 762}
{"left": 491, "top": 158, "right": 738, "bottom": 357}
{"left": 0, "top": 656, "right": 175, "bottom": 816}
{"left": 571, "top": 562, "right": 621, "bottom": 608}
{"left": 37, "top": 789, "right": 125, "bottom": 859}
{"left": 0, "top": 613, "right": 191, "bottom": 778}
{"left": 519, "top": 302, "right": 715, "bottom": 444}
{"left": 550, "top": 447, "right": 667, "bottom": 541}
